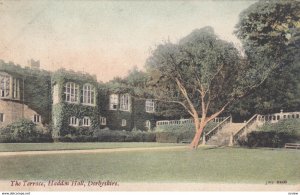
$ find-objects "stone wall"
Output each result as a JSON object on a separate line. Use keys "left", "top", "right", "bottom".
{"left": 0, "top": 100, "right": 42, "bottom": 128}
{"left": 0, "top": 64, "right": 52, "bottom": 124}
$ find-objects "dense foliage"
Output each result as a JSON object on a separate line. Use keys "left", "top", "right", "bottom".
{"left": 51, "top": 69, "right": 100, "bottom": 137}
{"left": 155, "top": 122, "right": 217, "bottom": 143}
{"left": 232, "top": 0, "right": 300, "bottom": 120}
{"left": 146, "top": 26, "right": 276, "bottom": 148}
{"left": 0, "top": 119, "right": 52, "bottom": 143}
{"left": 56, "top": 129, "right": 156, "bottom": 142}
{"left": 235, "top": 0, "right": 299, "bottom": 63}
{"left": 238, "top": 119, "right": 300, "bottom": 147}
{"left": 0, "top": 60, "right": 52, "bottom": 124}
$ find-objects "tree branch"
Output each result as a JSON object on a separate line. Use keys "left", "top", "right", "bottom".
{"left": 175, "top": 78, "right": 198, "bottom": 117}
{"left": 134, "top": 95, "right": 194, "bottom": 117}
{"left": 161, "top": 99, "right": 194, "bottom": 117}
{"left": 204, "top": 99, "right": 234, "bottom": 124}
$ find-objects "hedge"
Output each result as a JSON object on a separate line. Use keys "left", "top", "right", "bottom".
{"left": 156, "top": 131, "right": 195, "bottom": 143}
{"left": 55, "top": 129, "right": 156, "bottom": 142}
{"left": 0, "top": 118, "right": 157, "bottom": 143}
{"left": 238, "top": 131, "right": 299, "bottom": 148}
{"left": 155, "top": 122, "right": 217, "bottom": 143}
{"left": 238, "top": 119, "right": 300, "bottom": 148}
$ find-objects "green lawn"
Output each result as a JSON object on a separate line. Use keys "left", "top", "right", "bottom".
{"left": 0, "top": 147, "right": 299, "bottom": 184}
{"left": 0, "top": 142, "right": 183, "bottom": 152}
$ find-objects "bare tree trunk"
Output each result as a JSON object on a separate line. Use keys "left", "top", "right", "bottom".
{"left": 190, "top": 115, "right": 205, "bottom": 149}
{"left": 190, "top": 125, "right": 204, "bottom": 149}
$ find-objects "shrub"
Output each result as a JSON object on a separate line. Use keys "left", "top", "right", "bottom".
{"left": 257, "top": 119, "right": 300, "bottom": 137}
{"left": 239, "top": 131, "right": 298, "bottom": 148}
{"left": 57, "top": 134, "right": 97, "bottom": 142}
{"left": 156, "top": 132, "right": 180, "bottom": 143}
{"left": 56, "top": 129, "right": 156, "bottom": 142}
{"left": 0, "top": 119, "right": 53, "bottom": 143}
{"left": 238, "top": 119, "right": 300, "bottom": 148}
{"left": 155, "top": 123, "right": 195, "bottom": 133}
{"left": 155, "top": 130, "right": 196, "bottom": 143}
{"left": 130, "top": 130, "right": 156, "bottom": 142}
{"left": 155, "top": 121, "right": 217, "bottom": 133}
{"left": 155, "top": 122, "right": 217, "bottom": 143}
{"left": 93, "top": 129, "right": 127, "bottom": 142}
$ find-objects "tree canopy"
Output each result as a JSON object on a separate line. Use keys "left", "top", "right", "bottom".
{"left": 235, "top": 0, "right": 300, "bottom": 66}
{"left": 146, "top": 26, "right": 273, "bottom": 148}
{"left": 231, "top": 0, "right": 300, "bottom": 119}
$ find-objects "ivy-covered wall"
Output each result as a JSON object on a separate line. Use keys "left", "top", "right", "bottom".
{"left": 51, "top": 69, "right": 99, "bottom": 137}
{"left": 98, "top": 90, "right": 133, "bottom": 131}
{"left": 0, "top": 60, "right": 52, "bottom": 125}
{"left": 1, "top": 60, "right": 159, "bottom": 138}
{"left": 99, "top": 91, "right": 158, "bottom": 131}
{"left": 132, "top": 99, "right": 156, "bottom": 131}
{"left": 52, "top": 103, "right": 99, "bottom": 136}
{"left": 106, "top": 110, "right": 133, "bottom": 131}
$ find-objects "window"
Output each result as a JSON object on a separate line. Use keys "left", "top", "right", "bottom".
{"left": 145, "top": 120, "right": 151, "bottom": 130}
{"left": 109, "top": 94, "right": 119, "bottom": 110}
{"left": 0, "top": 73, "right": 10, "bottom": 98}
{"left": 12, "top": 78, "right": 20, "bottom": 99}
{"left": 121, "top": 119, "right": 126, "bottom": 127}
{"left": 82, "top": 117, "right": 91, "bottom": 127}
{"left": 0, "top": 73, "right": 19, "bottom": 100}
{"left": 100, "top": 117, "right": 106, "bottom": 125}
{"left": 120, "top": 94, "right": 131, "bottom": 111}
{"left": 65, "top": 82, "right": 79, "bottom": 103}
{"left": 69, "top": 116, "right": 78, "bottom": 126}
{"left": 33, "top": 115, "right": 41, "bottom": 123}
{"left": 82, "top": 84, "right": 95, "bottom": 105}
{"left": 0, "top": 113, "right": 4, "bottom": 122}
{"left": 145, "top": 99, "right": 155, "bottom": 113}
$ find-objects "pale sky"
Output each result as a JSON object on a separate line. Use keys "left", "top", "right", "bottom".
{"left": 0, "top": 0, "right": 256, "bottom": 82}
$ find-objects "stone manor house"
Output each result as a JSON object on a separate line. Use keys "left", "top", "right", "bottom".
{"left": 0, "top": 60, "right": 157, "bottom": 138}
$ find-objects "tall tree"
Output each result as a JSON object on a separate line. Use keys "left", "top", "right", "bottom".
{"left": 233, "top": 0, "right": 300, "bottom": 117}
{"left": 235, "top": 0, "right": 299, "bottom": 59}
{"left": 105, "top": 66, "right": 150, "bottom": 96}
{"left": 146, "top": 27, "right": 273, "bottom": 149}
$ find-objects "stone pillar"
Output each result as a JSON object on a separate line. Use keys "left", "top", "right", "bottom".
{"left": 9, "top": 76, "right": 13, "bottom": 99}
{"left": 228, "top": 133, "right": 233, "bottom": 146}
{"left": 202, "top": 132, "right": 206, "bottom": 145}
{"left": 280, "top": 109, "right": 284, "bottom": 120}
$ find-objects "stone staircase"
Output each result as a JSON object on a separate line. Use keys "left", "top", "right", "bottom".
{"left": 205, "top": 111, "right": 300, "bottom": 146}
{"left": 206, "top": 122, "right": 245, "bottom": 146}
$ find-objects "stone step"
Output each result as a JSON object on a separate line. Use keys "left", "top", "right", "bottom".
{"left": 206, "top": 122, "right": 245, "bottom": 146}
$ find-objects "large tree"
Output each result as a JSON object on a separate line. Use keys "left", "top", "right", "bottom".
{"left": 231, "top": 0, "right": 300, "bottom": 118}
{"left": 235, "top": 0, "right": 299, "bottom": 60}
{"left": 146, "top": 27, "right": 273, "bottom": 149}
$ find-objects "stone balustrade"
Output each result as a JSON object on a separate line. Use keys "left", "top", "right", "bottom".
{"left": 257, "top": 110, "right": 300, "bottom": 124}
{"left": 156, "top": 116, "right": 228, "bottom": 126}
